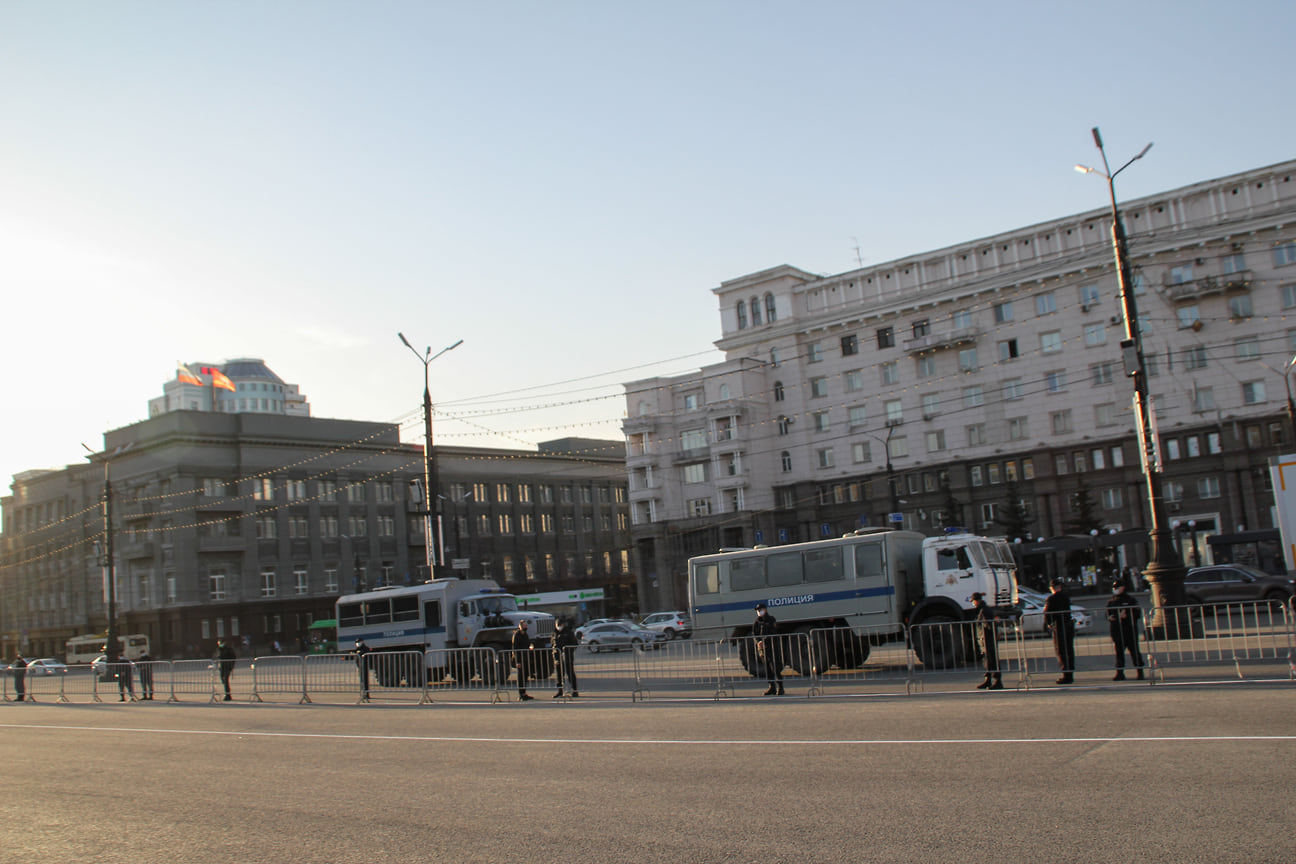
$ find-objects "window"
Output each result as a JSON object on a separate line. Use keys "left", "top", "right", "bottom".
{"left": 1036, "top": 293, "right": 1057, "bottom": 315}
{"left": 209, "top": 572, "right": 227, "bottom": 601}
{"left": 1040, "top": 331, "right": 1062, "bottom": 354}
{"left": 1007, "top": 417, "right": 1028, "bottom": 440}
{"left": 967, "top": 424, "right": 987, "bottom": 447}
{"left": 1228, "top": 295, "right": 1253, "bottom": 319}
{"left": 845, "top": 369, "right": 864, "bottom": 392}
{"left": 774, "top": 381, "right": 785, "bottom": 401}
{"left": 1109, "top": 447, "right": 1123, "bottom": 468}
{"left": 1002, "top": 379, "right": 1023, "bottom": 401}
{"left": 498, "top": 514, "right": 514, "bottom": 534}
{"left": 736, "top": 301, "right": 748, "bottom": 329}
{"left": 750, "top": 295, "right": 761, "bottom": 326}
{"left": 1185, "top": 436, "right": 1201, "bottom": 458}
{"left": 1197, "top": 476, "right": 1221, "bottom": 499}
{"left": 1091, "top": 449, "right": 1106, "bottom": 470}
{"left": 841, "top": 334, "right": 858, "bottom": 356}
{"left": 1274, "top": 242, "right": 1296, "bottom": 267}
{"left": 998, "top": 339, "right": 1019, "bottom": 361}
{"left": 958, "top": 348, "right": 978, "bottom": 372}
{"left": 683, "top": 393, "right": 699, "bottom": 411}
{"left": 816, "top": 448, "right": 834, "bottom": 469}
{"left": 261, "top": 570, "right": 277, "bottom": 598}
{"left": 987, "top": 463, "right": 1001, "bottom": 485}
{"left": 1177, "top": 305, "right": 1201, "bottom": 329}
{"left": 1079, "top": 284, "right": 1100, "bottom": 307}
{"left": 1095, "top": 403, "right": 1116, "bottom": 426}
{"left": 1235, "top": 336, "right": 1260, "bottom": 360}
{"left": 812, "top": 411, "right": 830, "bottom": 432}
{"left": 1045, "top": 371, "right": 1066, "bottom": 394}
{"left": 926, "top": 430, "right": 946, "bottom": 452}
{"left": 885, "top": 400, "right": 903, "bottom": 425}
{"left": 294, "top": 568, "right": 308, "bottom": 596}
{"left": 1242, "top": 381, "right": 1266, "bottom": 404}
{"left": 1165, "top": 439, "right": 1181, "bottom": 461}
{"left": 963, "top": 386, "right": 984, "bottom": 408}
{"left": 1169, "top": 264, "right": 1194, "bottom": 284}
{"left": 1084, "top": 324, "right": 1106, "bottom": 346}
{"left": 681, "top": 428, "right": 706, "bottom": 451}
{"left": 1055, "top": 454, "right": 1069, "bottom": 475}
{"left": 921, "top": 393, "right": 940, "bottom": 417}
{"left": 881, "top": 362, "right": 899, "bottom": 385}
{"left": 765, "top": 293, "right": 777, "bottom": 323}
{"left": 1221, "top": 252, "right": 1246, "bottom": 275}
{"left": 1281, "top": 284, "right": 1296, "bottom": 309}
{"left": 1091, "top": 362, "right": 1115, "bottom": 386}
{"left": 970, "top": 465, "right": 984, "bottom": 487}
{"left": 810, "top": 377, "right": 829, "bottom": 397}
{"left": 807, "top": 343, "right": 823, "bottom": 363}
{"left": 375, "top": 482, "right": 393, "bottom": 503}
{"left": 912, "top": 319, "right": 931, "bottom": 338}
{"left": 1051, "top": 410, "right": 1073, "bottom": 434}
{"left": 852, "top": 442, "right": 872, "bottom": 463}
{"left": 887, "top": 436, "right": 908, "bottom": 458}
{"left": 1101, "top": 488, "right": 1123, "bottom": 510}
{"left": 780, "top": 451, "right": 792, "bottom": 472}
{"left": 201, "top": 478, "right": 227, "bottom": 497}
{"left": 1073, "top": 452, "right": 1087, "bottom": 473}
{"left": 1182, "top": 346, "right": 1208, "bottom": 370}
{"left": 848, "top": 405, "right": 867, "bottom": 427}
{"left": 993, "top": 301, "right": 1013, "bottom": 324}
{"left": 916, "top": 356, "right": 937, "bottom": 378}
{"left": 777, "top": 416, "right": 791, "bottom": 436}
{"left": 877, "top": 327, "right": 895, "bottom": 348}
{"left": 252, "top": 478, "right": 273, "bottom": 501}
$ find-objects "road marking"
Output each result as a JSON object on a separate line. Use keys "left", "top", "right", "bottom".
{"left": 2, "top": 723, "right": 1295, "bottom": 746}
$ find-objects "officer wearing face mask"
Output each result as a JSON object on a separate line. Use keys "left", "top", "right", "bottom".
{"left": 752, "top": 603, "right": 784, "bottom": 696}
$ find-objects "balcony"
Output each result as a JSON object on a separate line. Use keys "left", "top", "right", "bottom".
{"left": 903, "top": 326, "right": 979, "bottom": 355}
{"left": 1162, "top": 271, "right": 1252, "bottom": 302}
{"left": 671, "top": 446, "right": 710, "bottom": 465}
{"left": 121, "top": 540, "right": 154, "bottom": 560}
{"left": 198, "top": 535, "right": 246, "bottom": 553}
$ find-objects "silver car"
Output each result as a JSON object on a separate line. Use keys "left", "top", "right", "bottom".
{"left": 579, "top": 621, "right": 665, "bottom": 652}
{"left": 1016, "top": 587, "right": 1093, "bottom": 635}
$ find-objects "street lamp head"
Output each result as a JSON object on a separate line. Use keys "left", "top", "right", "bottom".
{"left": 1075, "top": 164, "right": 1097, "bottom": 175}
{"left": 398, "top": 332, "right": 413, "bottom": 350}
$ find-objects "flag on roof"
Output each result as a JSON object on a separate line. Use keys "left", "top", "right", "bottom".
{"left": 176, "top": 362, "right": 202, "bottom": 386}
{"left": 211, "top": 369, "right": 236, "bottom": 391}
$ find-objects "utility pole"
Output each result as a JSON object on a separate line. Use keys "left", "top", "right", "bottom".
{"left": 1077, "top": 127, "right": 1190, "bottom": 632}
{"left": 84, "top": 443, "right": 119, "bottom": 658}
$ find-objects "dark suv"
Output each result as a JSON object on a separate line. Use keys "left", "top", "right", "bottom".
{"left": 1183, "top": 565, "right": 1294, "bottom": 608}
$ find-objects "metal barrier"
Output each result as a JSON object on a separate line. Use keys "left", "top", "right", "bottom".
{"left": 172, "top": 659, "right": 221, "bottom": 701}
{"left": 1144, "top": 601, "right": 1295, "bottom": 682}
{"left": 498, "top": 648, "right": 555, "bottom": 702}
{"left": 807, "top": 624, "right": 914, "bottom": 695}
{"left": 251, "top": 655, "right": 307, "bottom": 703}
{"left": 424, "top": 647, "right": 510, "bottom": 700}
{"left": 908, "top": 618, "right": 1025, "bottom": 690}
{"left": 718, "top": 633, "right": 814, "bottom": 697}
{"left": 629, "top": 638, "right": 732, "bottom": 700}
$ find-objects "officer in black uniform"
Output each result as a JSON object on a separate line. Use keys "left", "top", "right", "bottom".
{"left": 972, "top": 592, "right": 1003, "bottom": 690}
{"left": 11, "top": 652, "right": 27, "bottom": 702}
{"left": 353, "top": 638, "right": 372, "bottom": 701}
{"left": 1106, "top": 580, "right": 1145, "bottom": 680}
{"left": 512, "top": 620, "right": 535, "bottom": 701}
{"left": 1043, "top": 579, "right": 1076, "bottom": 684}
{"left": 752, "top": 603, "right": 784, "bottom": 696}
{"left": 552, "top": 618, "right": 579, "bottom": 698}
{"left": 217, "top": 640, "right": 236, "bottom": 701}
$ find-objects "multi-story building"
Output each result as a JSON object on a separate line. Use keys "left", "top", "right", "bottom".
{"left": 1, "top": 410, "right": 631, "bottom": 659}
{"left": 148, "top": 357, "right": 310, "bottom": 418}
{"left": 625, "top": 159, "right": 1296, "bottom": 610}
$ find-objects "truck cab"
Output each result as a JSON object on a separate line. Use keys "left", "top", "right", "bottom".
{"left": 454, "top": 588, "right": 554, "bottom": 650}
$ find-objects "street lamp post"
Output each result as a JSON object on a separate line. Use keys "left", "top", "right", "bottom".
{"left": 1285, "top": 354, "right": 1296, "bottom": 442}
{"left": 398, "top": 333, "right": 462, "bottom": 580}
{"left": 83, "top": 443, "right": 119, "bottom": 659}
{"left": 1077, "top": 127, "right": 1190, "bottom": 630}
{"left": 870, "top": 423, "right": 902, "bottom": 528}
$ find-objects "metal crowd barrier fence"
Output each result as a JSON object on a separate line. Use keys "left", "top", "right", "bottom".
{"left": 907, "top": 618, "right": 1024, "bottom": 690}
{"left": 807, "top": 623, "right": 915, "bottom": 695}
{"left": 717, "top": 633, "right": 813, "bottom": 697}
{"left": 1144, "top": 601, "right": 1295, "bottom": 682}
{"left": 251, "top": 655, "right": 307, "bottom": 703}
{"left": 629, "top": 638, "right": 732, "bottom": 700}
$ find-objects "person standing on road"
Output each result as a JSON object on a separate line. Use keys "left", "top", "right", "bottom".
{"left": 352, "top": 638, "right": 372, "bottom": 701}
{"left": 137, "top": 649, "right": 155, "bottom": 700}
{"left": 552, "top": 618, "right": 579, "bottom": 698}
{"left": 113, "top": 649, "right": 134, "bottom": 702}
{"left": 217, "top": 639, "right": 236, "bottom": 701}
{"left": 1106, "top": 580, "right": 1145, "bottom": 681}
{"left": 10, "top": 652, "right": 27, "bottom": 702}
{"left": 752, "top": 603, "right": 784, "bottom": 696}
{"left": 512, "top": 620, "right": 535, "bottom": 701}
{"left": 1044, "top": 578, "right": 1076, "bottom": 684}
{"left": 971, "top": 592, "right": 1003, "bottom": 690}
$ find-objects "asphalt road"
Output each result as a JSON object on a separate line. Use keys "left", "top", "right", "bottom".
{"left": 2, "top": 684, "right": 1292, "bottom": 864}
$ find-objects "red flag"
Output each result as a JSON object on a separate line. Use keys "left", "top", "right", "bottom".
{"left": 176, "top": 362, "right": 202, "bottom": 386}
{"left": 211, "top": 369, "right": 236, "bottom": 391}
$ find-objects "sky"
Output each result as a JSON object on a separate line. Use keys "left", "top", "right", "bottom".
{"left": 2, "top": 0, "right": 1294, "bottom": 500}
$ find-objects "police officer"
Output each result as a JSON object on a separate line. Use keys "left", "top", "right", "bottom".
{"left": 217, "top": 639, "right": 236, "bottom": 701}
{"left": 1043, "top": 578, "right": 1076, "bottom": 684}
{"left": 137, "top": 649, "right": 155, "bottom": 700}
{"left": 512, "top": 620, "right": 535, "bottom": 701}
{"left": 752, "top": 603, "right": 784, "bottom": 696}
{"left": 11, "top": 652, "right": 27, "bottom": 702}
{"left": 1106, "top": 580, "right": 1145, "bottom": 680}
{"left": 351, "top": 638, "right": 372, "bottom": 700}
{"left": 971, "top": 592, "right": 1003, "bottom": 690}
{"left": 552, "top": 618, "right": 579, "bottom": 698}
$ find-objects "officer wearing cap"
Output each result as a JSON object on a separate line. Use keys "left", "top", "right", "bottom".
{"left": 1043, "top": 578, "right": 1076, "bottom": 684}
{"left": 353, "top": 638, "right": 372, "bottom": 701}
{"left": 752, "top": 602, "right": 784, "bottom": 696}
{"left": 1106, "top": 579, "right": 1144, "bottom": 680}
{"left": 971, "top": 592, "right": 1003, "bottom": 690}
{"left": 511, "top": 620, "right": 535, "bottom": 701}
{"left": 216, "top": 639, "right": 236, "bottom": 701}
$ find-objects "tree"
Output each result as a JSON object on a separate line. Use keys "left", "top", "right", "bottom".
{"left": 1062, "top": 477, "right": 1104, "bottom": 535}
{"left": 993, "top": 478, "right": 1034, "bottom": 540}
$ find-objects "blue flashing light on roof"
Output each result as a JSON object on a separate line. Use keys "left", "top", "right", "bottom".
{"left": 944, "top": 526, "right": 970, "bottom": 535}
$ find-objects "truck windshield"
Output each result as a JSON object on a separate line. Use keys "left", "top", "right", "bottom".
{"left": 479, "top": 596, "right": 518, "bottom": 615}
{"left": 970, "top": 540, "right": 1013, "bottom": 567}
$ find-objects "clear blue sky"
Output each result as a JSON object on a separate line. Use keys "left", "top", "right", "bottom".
{"left": 2, "top": 0, "right": 1293, "bottom": 498}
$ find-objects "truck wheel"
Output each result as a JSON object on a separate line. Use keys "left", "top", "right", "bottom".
{"left": 785, "top": 628, "right": 814, "bottom": 676}
{"left": 832, "top": 630, "right": 869, "bottom": 668}
{"left": 911, "top": 616, "right": 967, "bottom": 668}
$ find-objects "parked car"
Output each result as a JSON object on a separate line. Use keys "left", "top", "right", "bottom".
{"left": 1015, "top": 588, "right": 1094, "bottom": 636}
{"left": 90, "top": 654, "right": 124, "bottom": 682}
{"left": 639, "top": 611, "right": 692, "bottom": 640}
{"left": 579, "top": 621, "right": 665, "bottom": 652}
{"left": 23, "top": 658, "right": 67, "bottom": 676}
{"left": 574, "top": 618, "right": 618, "bottom": 641}
{"left": 1184, "top": 565, "right": 1295, "bottom": 607}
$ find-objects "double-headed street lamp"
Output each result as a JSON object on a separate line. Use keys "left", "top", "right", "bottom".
{"left": 398, "top": 333, "right": 463, "bottom": 581}
{"left": 1077, "top": 127, "right": 1190, "bottom": 628}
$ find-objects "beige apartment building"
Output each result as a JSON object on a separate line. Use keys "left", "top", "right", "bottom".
{"left": 625, "top": 159, "right": 1296, "bottom": 611}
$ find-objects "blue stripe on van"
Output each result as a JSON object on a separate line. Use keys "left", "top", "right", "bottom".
{"left": 340, "top": 624, "right": 447, "bottom": 645}
{"left": 693, "top": 585, "right": 895, "bottom": 616}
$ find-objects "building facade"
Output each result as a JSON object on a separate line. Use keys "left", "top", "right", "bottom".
{"left": 1, "top": 410, "right": 632, "bottom": 659}
{"left": 148, "top": 358, "right": 310, "bottom": 418}
{"left": 625, "top": 159, "right": 1296, "bottom": 610}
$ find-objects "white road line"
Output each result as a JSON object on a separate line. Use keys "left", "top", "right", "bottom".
{"left": 2, "top": 723, "right": 1294, "bottom": 746}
